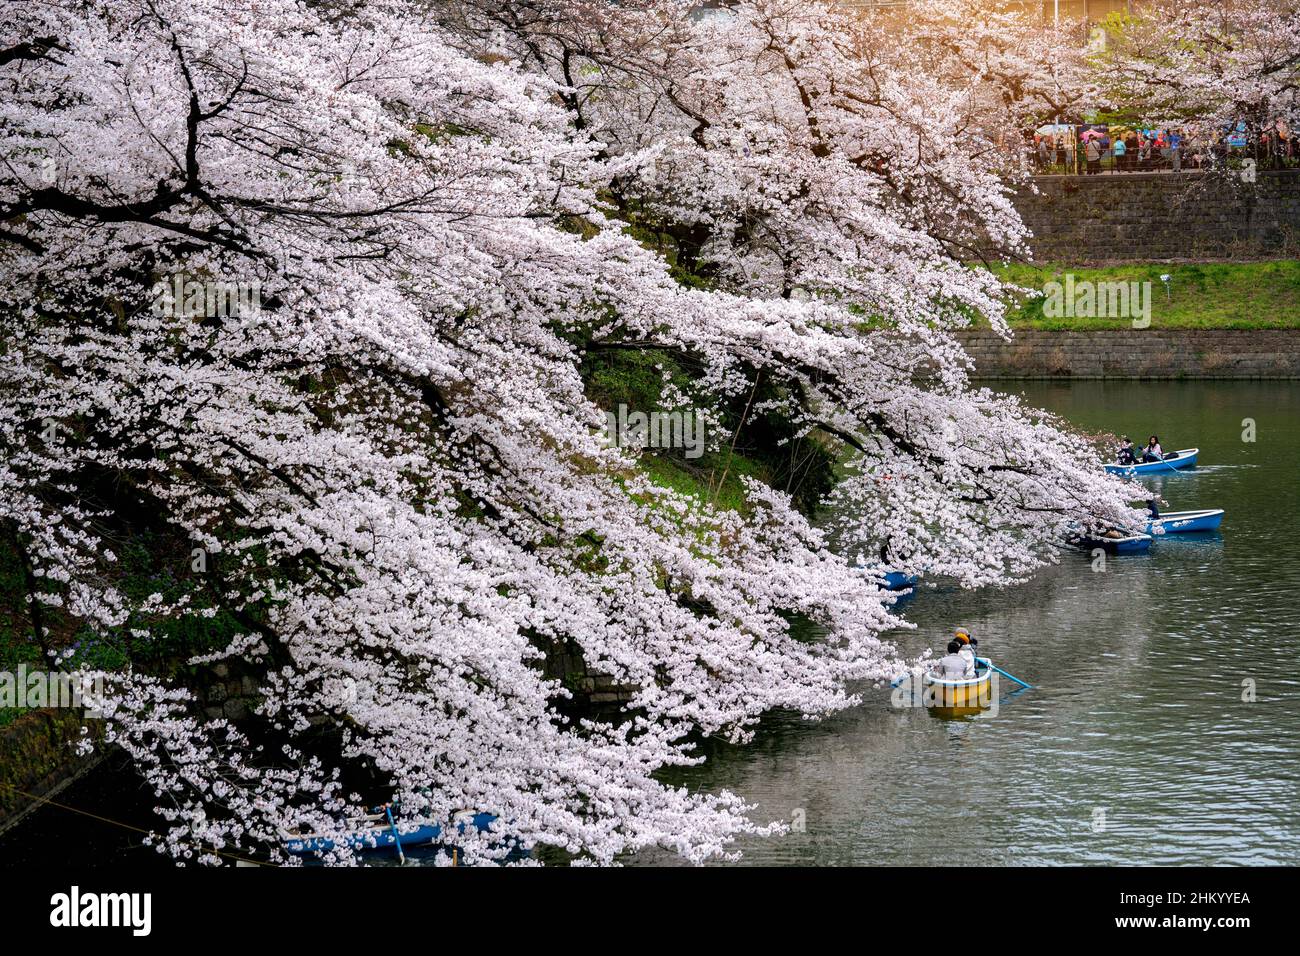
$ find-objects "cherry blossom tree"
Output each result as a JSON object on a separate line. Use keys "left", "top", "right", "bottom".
{"left": 895, "top": 0, "right": 1097, "bottom": 148}
{"left": 1, "top": 0, "right": 1137, "bottom": 865}
{"left": 1097, "top": 0, "right": 1300, "bottom": 152}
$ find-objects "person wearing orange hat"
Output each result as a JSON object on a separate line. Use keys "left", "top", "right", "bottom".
{"left": 954, "top": 629, "right": 978, "bottom": 678}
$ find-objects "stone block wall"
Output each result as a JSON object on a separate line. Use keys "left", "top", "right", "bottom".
{"left": 540, "top": 639, "right": 636, "bottom": 707}
{"left": 194, "top": 662, "right": 263, "bottom": 722}
{"left": 959, "top": 329, "right": 1300, "bottom": 378}
{"left": 0, "top": 709, "right": 103, "bottom": 830}
{"left": 1011, "top": 170, "right": 1300, "bottom": 262}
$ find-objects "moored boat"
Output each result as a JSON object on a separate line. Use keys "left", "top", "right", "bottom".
{"left": 879, "top": 570, "right": 919, "bottom": 591}
{"left": 1082, "top": 533, "right": 1153, "bottom": 554}
{"left": 853, "top": 561, "right": 919, "bottom": 591}
{"left": 1104, "top": 447, "right": 1199, "bottom": 476}
{"left": 283, "top": 810, "right": 496, "bottom": 855}
{"left": 1145, "top": 508, "right": 1224, "bottom": 535}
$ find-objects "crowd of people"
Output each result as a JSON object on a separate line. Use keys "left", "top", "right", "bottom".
{"left": 1030, "top": 122, "right": 1299, "bottom": 175}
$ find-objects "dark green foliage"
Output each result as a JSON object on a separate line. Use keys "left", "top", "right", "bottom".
{"left": 579, "top": 346, "right": 836, "bottom": 516}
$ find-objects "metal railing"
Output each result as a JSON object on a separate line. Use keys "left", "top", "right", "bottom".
{"left": 1031, "top": 140, "right": 1300, "bottom": 175}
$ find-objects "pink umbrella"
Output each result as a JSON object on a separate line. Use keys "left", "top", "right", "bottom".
{"left": 1080, "top": 129, "right": 1104, "bottom": 142}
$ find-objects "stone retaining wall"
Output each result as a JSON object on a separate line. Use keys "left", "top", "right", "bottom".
{"left": 0, "top": 660, "right": 262, "bottom": 832}
{"left": 0, "top": 709, "right": 103, "bottom": 832}
{"left": 194, "top": 662, "right": 262, "bottom": 722}
{"left": 541, "top": 640, "right": 636, "bottom": 707}
{"left": 960, "top": 329, "right": 1300, "bottom": 378}
{"left": 1012, "top": 170, "right": 1300, "bottom": 262}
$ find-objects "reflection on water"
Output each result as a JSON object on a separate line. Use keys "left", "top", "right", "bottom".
{"left": 636, "top": 381, "right": 1300, "bottom": 866}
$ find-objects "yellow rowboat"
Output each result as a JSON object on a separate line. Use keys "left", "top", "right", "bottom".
{"left": 923, "top": 660, "right": 995, "bottom": 718}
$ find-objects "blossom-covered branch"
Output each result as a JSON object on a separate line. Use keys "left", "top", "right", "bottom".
{"left": 1, "top": 0, "right": 1137, "bottom": 864}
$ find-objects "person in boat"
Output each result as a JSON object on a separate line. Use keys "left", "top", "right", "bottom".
{"left": 954, "top": 629, "right": 978, "bottom": 677}
{"left": 1116, "top": 436, "right": 1136, "bottom": 465}
{"left": 1146, "top": 496, "right": 1168, "bottom": 518}
{"left": 1141, "top": 435, "right": 1164, "bottom": 463}
{"left": 934, "top": 640, "right": 969, "bottom": 679}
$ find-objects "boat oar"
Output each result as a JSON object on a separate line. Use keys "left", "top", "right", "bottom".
{"left": 1119, "top": 453, "right": 1178, "bottom": 477}
{"left": 1142, "top": 453, "right": 1181, "bottom": 475}
{"left": 891, "top": 668, "right": 927, "bottom": 688}
{"left": 383, "top": 803, "right": 406, "bottom": 865}
{"left": 980, "top": 658, "right": 1033, "bottom": 690}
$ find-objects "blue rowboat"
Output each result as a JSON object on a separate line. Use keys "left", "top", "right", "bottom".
{"left": 1104, "top": 447, "right": 1198, "bottom": 476}
{"left": 1145, "top": 508, "right": 1224, "bottom": 535}
{"left": 1083, "top": 533, "right": 1153, "bottom": 554}
{"left": 852, "top": 562, "right": 918, "bottom": 591}
{"left": 283, "top": 811, "right": 496, "bottom": 855}
{"left": 879, "top": 570, "right": 919, "bottom": 591}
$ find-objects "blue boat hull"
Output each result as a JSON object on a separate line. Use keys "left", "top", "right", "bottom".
{"left": 1145, "top": 509, "right": 1225, "bottom": 535}
{"left": 285, "top": 812, "right": 496, "bottom": 855}
{"left": 1110, "top": 536, "right": 1152, "bottom": 554}
{"left": 1083, "top": 534, "right": 1153, "bottom": 554}
{"left": 880, "top": 571, "right": 919, "bottom": 591}
{"left": 1105, "top": 448, "right": 1198, "bottom": 476}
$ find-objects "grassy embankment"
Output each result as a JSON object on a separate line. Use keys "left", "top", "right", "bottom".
{"left": 596, "top": 212, "right": 844, "bottom": 519}
{"left": 985, "top": 261, "right": 1300, "bottom": 330}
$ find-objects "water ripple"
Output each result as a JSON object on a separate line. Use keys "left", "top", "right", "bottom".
{"left": 637, "top": 382, "right": 1300, "bottom": 867}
